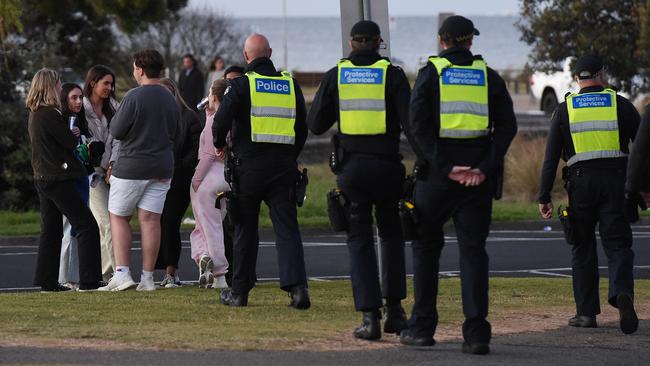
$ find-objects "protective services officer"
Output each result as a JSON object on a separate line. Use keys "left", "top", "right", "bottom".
{"left": 212, "top": 33, "right": 310, "bottom": 309}
{"left": 307, "top": 20, "right": 410, "bottom": 340}
{"left": 400, "top": 16, "right": 517, "bottom": 354}
{"left": 538, "top": 55, "right": 639, "bottom": 335}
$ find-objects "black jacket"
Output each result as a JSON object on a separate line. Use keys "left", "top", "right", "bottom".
{"left": 173, "top": 107, "right": 202, "bottom": 171}
{"left": 538, "top": 86, "right": 640, "bottom": 203}
{"left": 627, "top": 104, "right": 650, "bottom": 193}
{"left": 212, "top": 57, "right": 308, "bottom": 166}
{"left": 28, "top": 106, "right": 86, "bottom": 180}
{"left": 178, "top": 67, "right": 205, "bottom": 111}
{"left": 307, "top": 50, "right": 411, "bottom": 156}
{"left": 409, "top": 47, "right": 517, "bottom": 181}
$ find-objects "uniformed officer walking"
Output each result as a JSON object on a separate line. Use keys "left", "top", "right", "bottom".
{"left": 538, "top": 55, "right": 639, "bottom": 334}
{"left": 212, "top": 33, "right": 310, "bottom": 309}
{"left": 399, "top": 16, "right": 517, "bottom": 354}
{"left": 307, "top": 20, "right": 410, "bottom": 340}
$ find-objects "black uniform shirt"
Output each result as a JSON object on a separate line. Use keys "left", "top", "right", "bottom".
{"left": 409, "top": 47, "right": 517, "bottom": 179}
{"left": 538, "top": 85, "right": 640, "bottom": 203}
{"left": 212, "top": 57, "right": 308, "bottom": 164}
{"left": 307, "top": 50, "right": 411, "bottom": 155}
{"left": 626, "top": 104, "right": 650, "bottom": 193}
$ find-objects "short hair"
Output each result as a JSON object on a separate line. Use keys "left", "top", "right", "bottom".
{"left": 133, "top": 49, "right": 164, "bottom": 78}
{"left": 439, "top": 33, "right": 473, "bottom": 48}
{"left": 25, "top": 68, "right": 61, "bottom": 112}
{"left": 210, "top": 79, "right": 230, "bottom": 102}
{"left": 350, "top": 36, "right": 380, "bottom": 52}
{"left": 223, "top": 65, "right": 245, "bottom": 79}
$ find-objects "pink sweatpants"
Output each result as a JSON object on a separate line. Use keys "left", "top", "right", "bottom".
{"left": 189, "top": 161, "right": 230, "bottom": 275}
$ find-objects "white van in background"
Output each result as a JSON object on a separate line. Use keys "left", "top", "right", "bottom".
{"left": 530, "top": 58, "right": 644, "bottom": 115}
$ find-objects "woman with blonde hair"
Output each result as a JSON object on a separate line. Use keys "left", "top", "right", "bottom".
{"left": 27, "top": 68, "right": 102, "bottom": 292}
{"left": 190, "top": 79, "right": 230, "bottom": 289}
{"left": 156, "top": 78, "right": 201, "bottom": 287}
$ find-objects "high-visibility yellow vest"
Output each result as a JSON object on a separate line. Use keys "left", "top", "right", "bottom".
{"left": 430, "top": 56, "right": 489, "bottom": 139}
{"left": 337, "top": 59, "right": 389, "bottom": 135}
{"left": 247, "top": 71, "right": 296, "bottom": 145}
{"left": 566, "top": 88, "right": 624, "bottom": 166}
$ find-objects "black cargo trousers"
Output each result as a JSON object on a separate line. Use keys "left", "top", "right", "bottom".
{"left": 566, "top": 165, "right": 634, "bottom": 316}
{"left": 336, "top": 154, "right": 407, "bottom": 311}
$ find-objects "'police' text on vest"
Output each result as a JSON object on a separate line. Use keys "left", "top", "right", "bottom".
{"left": 255, "top": 78, "right": 291, "bottom": 94}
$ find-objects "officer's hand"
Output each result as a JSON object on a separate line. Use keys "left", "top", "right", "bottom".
{"left": 539, "top": 202, "right": 554, "bottom": 219}
{"left": 215, "top": 148, "right": 225, "bottom": 161}
{"left": 461, "top": 168, "right": 486, "bottom": 187}
{"left": 448, "top": 166, "right": 471, "bottom": 183}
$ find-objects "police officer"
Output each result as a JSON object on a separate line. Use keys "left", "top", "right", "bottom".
{"left": 538, "top": 55, "right": 639, "bottom": 334}
{"left": 399, "top": 16, "right": 517, "bottom": 354}
{"left": 307, "top": 20, "right": 410, "bottom": 340}
{"left": 212, "top": 33, "right": 310, "bottom": 309}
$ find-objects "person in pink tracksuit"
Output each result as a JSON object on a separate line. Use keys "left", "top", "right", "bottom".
{"left": 190, "top": 79, "right": 230, "bottom": 289}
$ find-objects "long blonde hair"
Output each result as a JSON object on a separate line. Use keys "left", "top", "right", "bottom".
{"left": 25, "top": 68, "right": 61, "bottom": 112}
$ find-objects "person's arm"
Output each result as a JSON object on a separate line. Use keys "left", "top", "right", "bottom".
{"left": 44, "top": 109, "right": 77, "bottom": 150}
{"left": 293, "top": 81, "right": 308, "bottom": 158}
{"left": 474, "top": 70, "right": 518, "bottom": 176}
{"left": 213, "top": 80, "right": 241, "bottom": 149}
{"left": 627, "top": 103, "right": 649, "bottom": 193}
{"left": 409, "top": 64, "right": 453, "bottom": 176}
{"left": 109, "top": 94, "right": 135, "bottom": 140}
{"left": 306, "top": 68, "right": 338, "bottom": 135}
{"left": 537, "top": 106, "right": 564, "bottom": 204}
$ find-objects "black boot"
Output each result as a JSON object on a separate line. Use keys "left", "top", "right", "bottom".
{"left": 383, "top": 303, "right": 408, "bottom": 334}
{"left": 353, "top": 310, "right": 381, "bottom": 340}
{"left": 617, "top": 293, "right": 638, "bottom": 334}
{"left": 220, "top": 288, "right": 248, "bottom": 307}
{"left": 399, "top": 329, "right": 435, "bottom": 347}
{"left": 288, "top": 285, "right": 311, "bottom": 310}
{"left": 568, "top": 315, "right": 597, "bottom": 328}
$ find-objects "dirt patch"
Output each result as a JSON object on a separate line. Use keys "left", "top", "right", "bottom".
{"left": 2, "top": 302, "right": 647, "bottom": 352}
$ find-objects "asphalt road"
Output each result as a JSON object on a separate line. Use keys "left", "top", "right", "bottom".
{"left": 1, "top": 223, "right": 650, "bottom": 290}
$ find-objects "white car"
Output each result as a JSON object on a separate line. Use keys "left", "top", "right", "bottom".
{"left": 529, "top": 58, "right": 577, "bottom": 115}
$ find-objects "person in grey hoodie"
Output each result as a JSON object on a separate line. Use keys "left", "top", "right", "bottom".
{"left": 99, "top": 49, "right": 179, "bottom": 292}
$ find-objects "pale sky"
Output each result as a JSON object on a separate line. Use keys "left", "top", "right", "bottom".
{"left": 189, "top": 0, "right": 521, "bottom": 18}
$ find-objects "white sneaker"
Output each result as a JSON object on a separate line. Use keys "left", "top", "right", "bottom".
{"left": 98, "top": 273, "right": 136, "bottom": 292}
{"left": 61, "top": 282, "right": 79, "bottom": 291}
{"left": 136, "top": 276, "right": 156, "bottom": 291}
{"left": 160, "top": 273, "right": 181, "bottom": 288}
{"left": 198, "top": 255, "right": 214, "bottom": 288}
{"left": 212, "top": 275, "right": 228, "bottom": 289}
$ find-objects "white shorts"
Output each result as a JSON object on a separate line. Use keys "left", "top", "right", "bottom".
{"left": 108, "top": 176, "right": 171, "bottom": 216}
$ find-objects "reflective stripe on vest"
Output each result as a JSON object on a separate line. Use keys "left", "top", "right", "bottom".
{"left": 247, "top": 71, "right": 296, "bottom": 145}
{"left": 566, "top": 89, "right": 625, "bottom": 167}
{"left": 430, "top": 56, "right": 489, "bottom": 139}
{"left": 337, "top": 59, "right": 389, "bottom": 135}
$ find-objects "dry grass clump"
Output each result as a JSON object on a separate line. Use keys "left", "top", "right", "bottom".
{"left": 503, "top": 135, "right": 566, "bottom": 202}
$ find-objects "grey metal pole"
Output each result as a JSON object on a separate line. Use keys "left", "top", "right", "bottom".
{"left": 282, "top": 0, "right": 288, "bottom": 70}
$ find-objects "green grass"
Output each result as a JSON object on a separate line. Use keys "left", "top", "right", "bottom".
{"left": 3, "top": 162, "right": 648, "bottom": 236}
{"left": 1, "top": 278, "right": 648, "bottom": 351}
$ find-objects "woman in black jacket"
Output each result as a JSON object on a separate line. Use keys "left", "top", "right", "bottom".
{"left": 26, "top": 68, "right": 102, "bottom": 292}
{"left": 156, "top": 78, "right": 202, "bottom": 287}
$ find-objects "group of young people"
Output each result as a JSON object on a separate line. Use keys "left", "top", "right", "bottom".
{"left": 27, "top": 50, "right": 244, "bottom": 293}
